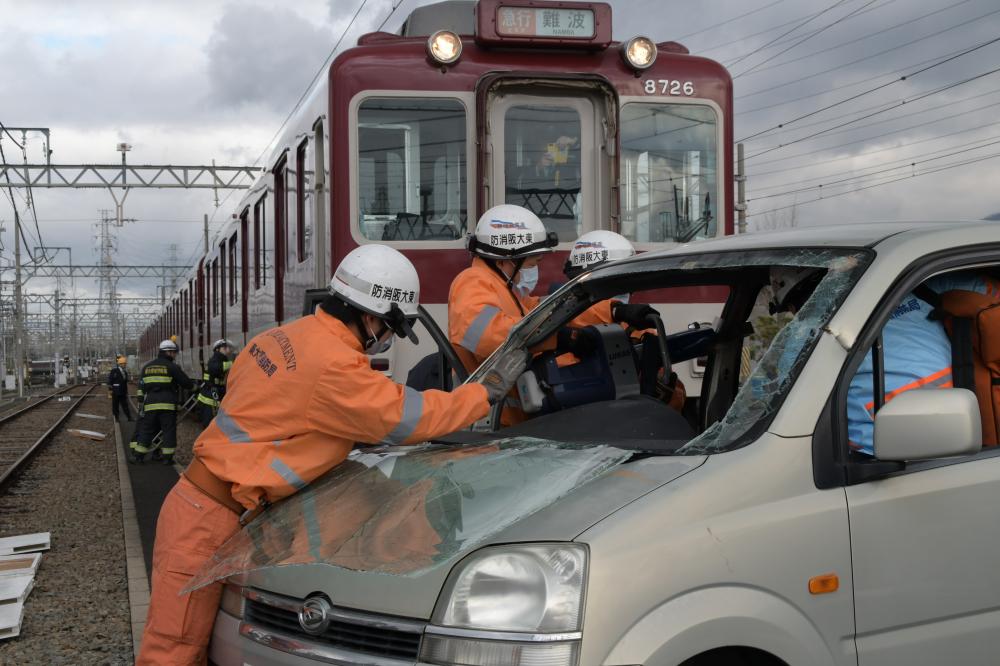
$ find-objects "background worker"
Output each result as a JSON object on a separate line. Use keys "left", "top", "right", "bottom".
{"left": 107, "top": 354, "right": 132, "bottom": 422}
{"left": 449, "top": 205, "right": 654, "bottom": 423}
{"left": 197, "top": 338, "right": 234, "bottom": 428}
{"left": 137, "top": 245, "right": 522, "bottom": 665}
{"left": 129, "top": 339, "right": 194, "bottom": 465}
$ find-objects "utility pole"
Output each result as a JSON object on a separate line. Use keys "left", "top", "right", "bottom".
{"left": 736, "top": 143, "right": 747, "bottom": 235}
{"left": 13, "top": 213, "right": 23, "bottom": 397}
{"left": 71, "top": 303, "right": 78, "bottom": 385}
{"left": 203, "top": 213, "right": 209, "bottom": 256}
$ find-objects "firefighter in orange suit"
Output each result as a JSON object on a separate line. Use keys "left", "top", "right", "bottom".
{"left": 449, "top": 205, "right": 663, "bottom": 423}
{"left": 137, "top": 245, "right": 526, "bottom": 665}
{"left": 561, "top": 230, "right": 685, "bottom": 410}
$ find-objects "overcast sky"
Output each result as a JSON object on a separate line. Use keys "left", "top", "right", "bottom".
{"left": 1, "top": 0, "right": 998, "bottom": 313}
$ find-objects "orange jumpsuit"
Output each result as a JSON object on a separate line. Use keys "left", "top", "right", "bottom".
{"left": 137, "top": 308, "right": 489, "bottom": 665}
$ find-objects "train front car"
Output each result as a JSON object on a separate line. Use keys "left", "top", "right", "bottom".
{"left": 333, "top": 0, "right": 733, "bottom": 386}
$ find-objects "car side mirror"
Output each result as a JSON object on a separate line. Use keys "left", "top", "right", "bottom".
{"left": 874, "top": 388, "right": 982, "bottom": 461}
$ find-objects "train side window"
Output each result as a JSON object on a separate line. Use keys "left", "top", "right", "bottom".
{"left": 619, "top": 102, "right": 719, "bottom": 244}
{"left": 228, "top": 233, "right": 238, "bottom": 306}
{"left": 218, "top": 243, "right": 226, "bottom": 311}
{"left": 357, "top": 97, "right": 467, "bottom": 242}
{"left": 254, "top": 195, "right": 267, "bottom": 289}
{"left": 274, "top": 157, "right": 288, "bottom": 276}
{"left": 296, "top": 138, "right": 310, "bottom": 262}
{"left": 503, "top": 103, "right": 583, "bottom": 242}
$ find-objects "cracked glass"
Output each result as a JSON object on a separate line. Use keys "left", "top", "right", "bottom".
{"left": 185, "top": 439, "right": 631, "bottom": 590}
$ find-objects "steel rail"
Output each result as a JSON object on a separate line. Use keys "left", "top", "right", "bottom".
{"left": 0, "top": 384, "right": 97, "bottom": 493}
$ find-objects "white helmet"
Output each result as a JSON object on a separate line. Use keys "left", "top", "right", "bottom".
{"left": 330, "top": 244, "right": 420, "bottom": 341}
{"left": 468, "top": 204, "right": 557, "bottom": 260}
{"left": 159, "top": 339, "right": 178, "bottom": 352}
{"left": 212, "top": 338, "right": 233, "bottom": 352}
{"left": 769, "top": 266, "right": 823, "bottom": 314}
{"left": 565, "top": 230, "right": 635, "bottom": 277}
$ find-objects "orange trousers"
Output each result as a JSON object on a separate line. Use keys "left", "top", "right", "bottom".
{"left": 136, "top": 475, "right": 241, "bottom": 665}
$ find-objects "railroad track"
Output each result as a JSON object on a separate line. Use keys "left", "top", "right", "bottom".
{"left": 0, "top": 384, "right": 97, "bottom": 494}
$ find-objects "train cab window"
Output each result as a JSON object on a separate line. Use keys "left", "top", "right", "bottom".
{"left": 357, "top": 97, "right": 467, "bottom": 242}
{"left": 503, "top": 103, "right": 584, "bottom": 242}
{"left": 619, "top": 103, "right": 719, "bottom": 244}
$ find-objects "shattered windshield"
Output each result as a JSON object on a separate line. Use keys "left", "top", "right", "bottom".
{"left": 186, "top": 439, "right": 631, "bottom": 590}
{"left": 469, "top": 247, "right": 871, "bottom": 454}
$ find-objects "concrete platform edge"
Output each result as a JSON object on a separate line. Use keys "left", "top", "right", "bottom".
{"left": 114, "top": 417, "right": 149, "bottom": 659}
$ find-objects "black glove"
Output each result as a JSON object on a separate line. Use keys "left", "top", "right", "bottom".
{"left": 557, "top": 327, "right": 598, "bottom": 357}
{"left": 480, "top": 348, "right": 532, "bottom": 405}
{"left": 612, "top": 302, "right": 658, "bottom": 329}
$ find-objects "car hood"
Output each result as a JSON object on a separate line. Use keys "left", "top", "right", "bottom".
{"left": 188, "top": 438, "right": 704, "bottom": 619}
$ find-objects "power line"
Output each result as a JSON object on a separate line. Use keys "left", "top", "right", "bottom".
{"left": 736, "top": 7, "right": 1000, "bottom": 103}
{"left": 725, "top": 0, "right": 853, "bottom": 69}
{"left": 674, "top": 0, "right": 786, "bottom": 42}
{"left": 738, "top": 0, "right": 973, "bottom": 78}
{"left": 751, "top": 132, "right": 1000, "bottom": 188}
{"left": 745, "top": 64, "right": 1000, "bottom": 158}
{"left": 750, "top": 86, "right": 1000, "bottom": 145}
{"left": 210, "top": 0, "right": 374, "bottom": 224}
{"left": 746, "top": 151, "right": 1000, "bottom": 219}
{"left": 737, "top": 35, "right": 1000, "bottom": 143}
{"left": 749, "top": 137, "right": 1000, "bottom": 201}
{"left": 748, "top": 112, "right": 1000, "bottom": 172}
{"left": 733, "top": 0, "right": 881, "bottom": 79}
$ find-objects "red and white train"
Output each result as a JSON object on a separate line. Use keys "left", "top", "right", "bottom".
{"left": 139, "top": 0, "right": 734, "bottom": 387}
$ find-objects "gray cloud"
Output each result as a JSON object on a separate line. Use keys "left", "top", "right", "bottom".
{"left": 205, "top": 4, "right": 335, "bottom": 111}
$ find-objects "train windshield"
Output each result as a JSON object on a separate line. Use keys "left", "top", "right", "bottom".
{"left": 502, "top": 102, "right": 586, "bottom": 242}
{"left": 357, "top": 97, "right": 469, "bottom": 242}
{"left": 619, "top": 102, "right": 719, "bottom": 243}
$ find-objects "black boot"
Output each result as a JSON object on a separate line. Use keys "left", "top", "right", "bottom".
{"left": 161, "top": 454, "right": 174, "bottom": 466}
{"left": 129, "top": 450, "right": 144, "bottom": 464}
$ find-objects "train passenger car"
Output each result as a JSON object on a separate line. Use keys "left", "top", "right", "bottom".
{"left": 140, "top": 0, "right": 734, "bottom": 389}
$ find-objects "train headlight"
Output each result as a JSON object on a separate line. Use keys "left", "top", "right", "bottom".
{"left": 428, "top": 30, "right": 463, "bottom": 65}
{"left": 622, "top": 36, "right": 657, "bottom": 71}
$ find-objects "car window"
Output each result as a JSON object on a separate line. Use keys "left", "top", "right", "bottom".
{"left": 848, "top": 269, "right": 1000, "bottom": 459}
{"left": 470, "top": 248, "right": 872, "bottom": 455}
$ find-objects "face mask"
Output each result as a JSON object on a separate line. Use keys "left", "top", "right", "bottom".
{"left": 364, "top": 321, "right": 394, "bottom": 356}
{"left": 613, "top": 294, "right": 630, "bottom": 304}
{"left": 516, "top": 265, "right": 539, "bottom": 295}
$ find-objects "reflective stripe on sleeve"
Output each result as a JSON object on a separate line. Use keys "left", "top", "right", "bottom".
{"left": 460, "top": 306, "right": 500, "bottom": 353}
{"left": 197, "top": 393, "right": 219, "bottom": 407}
{"left": 215, "top": 406, "right": 252, "bottom": 443}
{"left": 382, "top": 386, "right": 424, "bottom": 445}
{"left": 270, "top": 457, "right": 307, "bottom": 491}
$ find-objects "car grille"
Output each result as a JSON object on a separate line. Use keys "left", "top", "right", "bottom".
{"left": 244, "top": 594, "right": 423, "bottom": 661}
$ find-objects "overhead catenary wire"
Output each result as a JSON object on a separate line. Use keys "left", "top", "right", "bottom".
{"left": 736, "top": 7, "right": 1000, "bottom": 105}
{"left": 748, "top": 137, "right": 1000, "bottom": 201}
{"left": 733, "top": 0, "right": 882, "bottom": 79}
{"left": 737, "top": 0, "right": 974, "bottom": 78}
{"left": 746, "top": 150, "right": 1000, "bottom": 219}
{"left": 673, "top": 0, "right": 787, "bottom": 42}
{"left": 725, "top": 0, "right": 854, "bottom": 69}
{"left": 737, "top": 35, "right": 1000, "bottom": 143}
{"left": 751, "top": 132, "right": 1000, "bottom": 190}
{"left": 745, "top": 64, "right": 1000, "bottom": 159}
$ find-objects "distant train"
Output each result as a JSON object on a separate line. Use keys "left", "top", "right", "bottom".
{"left": 140, "top": 0, "right": 734, "bottom": 385}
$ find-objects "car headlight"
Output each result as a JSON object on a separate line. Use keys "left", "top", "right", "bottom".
{"left": 420, "top": 544, "right": 587, "bottom": 666}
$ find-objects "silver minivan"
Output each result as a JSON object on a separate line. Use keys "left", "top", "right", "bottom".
{"left": 204, "top": 222, "right": 1000, "bottom": 666}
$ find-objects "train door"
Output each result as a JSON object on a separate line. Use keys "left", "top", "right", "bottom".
{"left": 484, "top": 84, "right": 613, "bottom": 244}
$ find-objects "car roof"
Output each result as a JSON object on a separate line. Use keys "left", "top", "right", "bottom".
{"left": 641, "top": 221, "right": 998, "bottom": 257}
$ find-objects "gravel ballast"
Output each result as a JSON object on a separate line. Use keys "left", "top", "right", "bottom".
{"left": 0, "top": 393, "right": 132, "bottom": 665}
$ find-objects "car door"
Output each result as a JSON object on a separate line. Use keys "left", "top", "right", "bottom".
{"left": 842, "top": 271, "right": 1000, "bottom": 664}
{"left": 846, "top": 455, "right": 1000, "bottom": 664}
